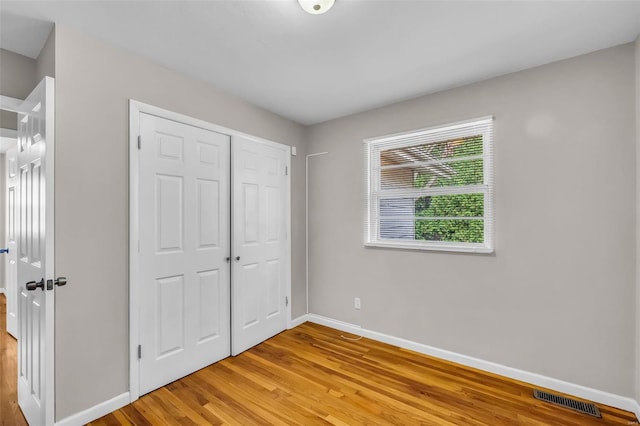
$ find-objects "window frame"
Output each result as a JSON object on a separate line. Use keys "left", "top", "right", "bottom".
{"left": 363, "top": 116, "right": 494, "bottom": 253}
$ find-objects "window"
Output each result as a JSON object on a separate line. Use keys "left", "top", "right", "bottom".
{"left": 364, "top": 117, "right": 494, "bottom": 253}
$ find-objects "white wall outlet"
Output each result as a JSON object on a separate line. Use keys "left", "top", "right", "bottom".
{"left": 354, "top": 297, "right": 361, "bottom": 310}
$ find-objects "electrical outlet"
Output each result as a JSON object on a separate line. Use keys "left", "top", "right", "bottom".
{"left": 354, "top": 297, "right": 361, "bottom": 310}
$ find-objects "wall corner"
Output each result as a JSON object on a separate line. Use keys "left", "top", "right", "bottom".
{"left": 36, "top": 24, "right": 55, "bottom": 82}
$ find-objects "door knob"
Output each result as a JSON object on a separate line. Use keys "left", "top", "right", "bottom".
{"left": 26, "top": 278, "right": 44, "bottom": 291}
{"left": 46, "top": 277, "right": 67, "bottom": 290}
{"left": 235, "top": 256, "right": 240, "bottom": 261}
{"left": 0, "top": 248, "right": 8, "bottom": 254}
{"left": 225, "top": 257, "right": 231, "bottom": 263}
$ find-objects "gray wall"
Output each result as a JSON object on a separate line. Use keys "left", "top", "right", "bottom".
{"left": 0, "top": 49, "right": 36, "bottom": 130}
{"left": 307, "top": 43, "right": 636, "bottom": 397}
{"left": 53, "top": 25, "right": 306, "bottom": 420}
{"left": 36, "top": 28, "right": 55, "bottom": 81}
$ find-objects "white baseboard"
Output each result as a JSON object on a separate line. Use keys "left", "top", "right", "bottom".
{"left": 55, "top": 392, "right": 130, "bottom": 426}
{"left": 633, "top": 400, "right": 640, "bottom": 422}
{"left": 289, "top": 314, "right": 310, "bottom": 329}
{"left": 304, "top": 313, "right": 639, "bottom": 420}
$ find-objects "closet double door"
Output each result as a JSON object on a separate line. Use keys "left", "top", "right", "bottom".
{"left": 137, "top": 113, "right": 289, "bottom": 395}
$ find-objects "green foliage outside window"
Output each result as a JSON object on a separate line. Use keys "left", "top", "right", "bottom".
{"left": 414, "top": 136, "right": 485, "bottom": 243}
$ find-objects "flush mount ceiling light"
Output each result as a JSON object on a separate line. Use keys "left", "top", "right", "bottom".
{"left": 298, "top": 0, "right": 335, "bottom": 15}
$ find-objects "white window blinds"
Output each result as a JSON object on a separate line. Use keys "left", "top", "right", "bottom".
{"left": 364, "top": 116, "right": 494, "bottom": 253}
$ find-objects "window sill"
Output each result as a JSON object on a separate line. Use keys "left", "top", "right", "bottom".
{"left": 364, "top": 241, "right": 494, "bottom": 254}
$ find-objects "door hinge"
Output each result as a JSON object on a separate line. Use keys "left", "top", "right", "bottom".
{"left": 285, "top": 296, "right": 289, "bottom": 307}
{"left": 137, "top": 345, "right": 142, "bottom": 360}
{"left": 137, "top": 135, "right": 141, "bottom": 150}
{"left": 285, "top": 166, "right": 288, "bottom": 176}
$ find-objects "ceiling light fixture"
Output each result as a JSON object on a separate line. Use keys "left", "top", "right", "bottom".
{"left": 298, "top": 0, "right": 335, "bottom": 15}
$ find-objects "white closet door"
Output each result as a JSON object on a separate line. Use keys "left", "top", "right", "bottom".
{"left": 5, "top": 145, "right": 18, "bottom": 338}
{"left": 138, "top": 113, "right": 231, "bottom": 395}
{"left": 231, "top": 136, "right": 288, "bottom": 356}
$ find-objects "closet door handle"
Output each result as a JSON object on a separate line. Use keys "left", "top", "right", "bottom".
{"left": 225, "top": 257, "right": 231, "bottom": 263}
{"left": 235, "top": 256, "right": 240, "bottom": 262}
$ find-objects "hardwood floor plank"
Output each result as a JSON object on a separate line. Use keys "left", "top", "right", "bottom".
{"left": 258, "top": 339, "right": 482, "bottom": 425}
{"left": 0, "top": 294, "right": 27, "bottom": 426}
{"left": 89, "top": 322, "right": 638, "bottom": 425}
{"left": 111, "top": 410, "right": 134, "bottom": 426}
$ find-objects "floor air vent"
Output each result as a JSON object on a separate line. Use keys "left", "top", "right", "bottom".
{"left": 533, "top": 390, "right": 601, "bottom": 418}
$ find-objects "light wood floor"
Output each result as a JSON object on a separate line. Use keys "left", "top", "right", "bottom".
{"left": 0, "top": 294, "right": 28, "bottom": 426}
{"left": 1, "top": 293, "right": 637, "bottom": 426}
{"left": 90, "top": 322, "right": 637, "bottom": 426}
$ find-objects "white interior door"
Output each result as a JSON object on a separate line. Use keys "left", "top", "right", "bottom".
{"left": 138, "top": 113, "right": 231, "bottom": 395}
{"left": 231, "top": 136, "right": 289, "bottom": 356}
{"left": 17, "top": 77, "right": 55, "bottom": 426}
{"left": 5, "top": 145, "right": 18, "bottom": 338}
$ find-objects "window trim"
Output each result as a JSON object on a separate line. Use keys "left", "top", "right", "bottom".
{"left": 363, "top": 116, "right": 494, "bottom": 253}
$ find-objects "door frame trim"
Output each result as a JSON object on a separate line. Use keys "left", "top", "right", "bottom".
{"left": 128, "top": 100, "right": 292, "bottom": 402}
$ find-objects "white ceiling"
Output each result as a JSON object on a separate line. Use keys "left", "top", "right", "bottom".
{"left": 1, "top": 1, "right": 640, "bottom": 125}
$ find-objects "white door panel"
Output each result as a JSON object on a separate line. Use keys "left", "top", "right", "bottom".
{"left": 138, "top": 113, "right": 231, "bottom": 395}
{"left": 232, "top": 136, "right": 288, "bottom": 356}
{"left": 6, "top": 145, "right": 18, "bottom": 338}
{"left": 17, "top": 77, "right": 55, "bottom": 426}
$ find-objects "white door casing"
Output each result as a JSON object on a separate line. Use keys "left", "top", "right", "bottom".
{"left": 5, "top": 145, "right": 18, "bottom": 338}
{"left": 17, "top": 77, "right": 55, "bottom": 426}
{"left": 137, "top": 113, "right": 231, "bottom": 395}
{"left": 231, "top": 135, "right": 289, "bottom": 356}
